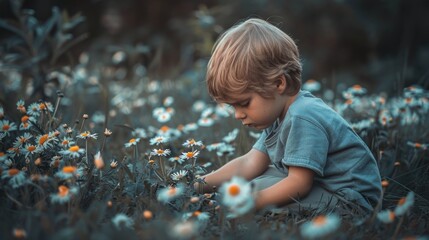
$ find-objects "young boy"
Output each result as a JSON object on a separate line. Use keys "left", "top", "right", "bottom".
{"left": 198, "top": 18, "right": 382, "bottom": 213}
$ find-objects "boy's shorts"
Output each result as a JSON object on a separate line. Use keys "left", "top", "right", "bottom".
{"left": 251, "top": 165, "right": 373, "bottom": 215}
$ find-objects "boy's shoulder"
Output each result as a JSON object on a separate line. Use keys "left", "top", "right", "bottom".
{"left": 288, "top": 90, "right": 336, "bottom": 119}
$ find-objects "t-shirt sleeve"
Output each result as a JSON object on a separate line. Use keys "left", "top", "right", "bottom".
{"left": 252, "top": 130, "right": 268, "bottom": 154}
{"left": 282, "top": 116, "right": 329, "bottom": 176}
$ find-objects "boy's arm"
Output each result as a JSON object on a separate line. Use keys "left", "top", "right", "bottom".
{"left": 196, "top": 149, "right": 270, "bottom": 193}
{"left": 254, "top": 166, "right": 314, "bottom": 210}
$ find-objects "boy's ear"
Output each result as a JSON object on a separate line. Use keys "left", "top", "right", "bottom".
{"left": 276, "top": 74, "right": 287, "bottom": 94}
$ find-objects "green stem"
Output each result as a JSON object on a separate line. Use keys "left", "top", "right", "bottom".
{"left": 85, "top": 140, "right": 89, "bottom": 167}
{"left": 101, "top": 136, "right": 107, "bottom": 153}
{"left": 392, "top": 215, "right": 404, "bottom": 240}
{"left": 159, "top": 156, "right": 166, "bottom": 181}
{"left": 79, "top": 119, "right": 86, "bottom": 133}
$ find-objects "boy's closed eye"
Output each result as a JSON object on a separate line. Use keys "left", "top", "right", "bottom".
{"left": 229, "top": 99, "right": 251, "bottom": 108}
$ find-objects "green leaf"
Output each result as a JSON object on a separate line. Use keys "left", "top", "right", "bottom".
{"left": 0, "top": 19, "right": 27, "bottom": 40}
{"left": 34, "top": 7, "right": 60, "bottom": 50}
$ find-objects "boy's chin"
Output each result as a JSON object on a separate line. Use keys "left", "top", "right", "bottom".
{"left": 245, "top": 124, "right": 265, "bottom": 130}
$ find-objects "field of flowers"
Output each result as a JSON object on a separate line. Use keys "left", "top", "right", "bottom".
{"left": 1, "top": 2, "right": 429, "bottom": 240}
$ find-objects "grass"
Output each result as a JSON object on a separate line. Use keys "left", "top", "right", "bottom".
{"left": 0, "top": 71, "right": 428, "bottom": 239}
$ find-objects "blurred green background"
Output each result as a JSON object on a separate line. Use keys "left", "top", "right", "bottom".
{"left": 1, "top": 0, "right": 429, "bottom": 95}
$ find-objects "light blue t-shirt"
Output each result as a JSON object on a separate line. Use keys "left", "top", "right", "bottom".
{"left": 253, "top": 90, "right": 382, "bottom": 209}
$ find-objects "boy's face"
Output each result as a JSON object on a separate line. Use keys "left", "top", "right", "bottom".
{"left": 224, "top": 90, "right": 289, "bottom": 130}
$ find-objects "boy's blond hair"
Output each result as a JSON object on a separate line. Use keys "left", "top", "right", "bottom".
{"left": 206, "top": 18, "right": 302, "bottom": 102}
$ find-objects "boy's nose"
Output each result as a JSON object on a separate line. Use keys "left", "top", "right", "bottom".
{"left": 234, "top": 110, "right": 246, "bottom": 120}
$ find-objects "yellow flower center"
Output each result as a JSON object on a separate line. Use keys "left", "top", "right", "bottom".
{"left": 8, "top": 168, "right": 20, "bottom": 176}
{"left": 228, "top": 184, "right": 240, "bottom": 196}
{"left": 62, "top": 166, "right": 77, "bottom": 173}
{"left": 168, "top": 187, "right": 177, "bottom": 196}
{"left": 186, "top": 152, "right": 194, "bottom": 158}
{"left": 0, "top": 152, "right": 4, "bottom": 157}
{"left": 39, "top": 103, "right": 46, "bottom": 110}
{"left": 39, "top": 134, "right": 49, "bottom": 145}
{"left": 389, "top": 211, "right": 395, "bottom": 221}
{"left": 2, "top": 125, "right": 10, "bottom": 131}
{"left": 27, "top": 145, "right": 36, "bottom": 152}
{"left": 313, "top": 215, "right": 327, "bottom": 226}
{"left": 189, "top": 139, "right": 195, "bottom": 145}
{"left": 398, "top": 197, "right": 406, "bottom": 206}
{"left": 69, "top": 146, "right": 80, "bottom": 152}
{"left": 62, "top": 140, "right": 69, "bottom": 145}
{"left": 345, "top": 99, "right": 353, "bottom": 105}
{"left": 160, "top": 125, "right": 169, "bottom": 132}
{"left": 405, "top": 98, "right": 413, "bottom": 104}
{"left": 193, "top": 211, "right": 201, "bottom": 217}
{"left": 21, "top": 115, "right": 29, "bottom": 123}
{"left": 58, "top": 185, "right": 69, "bottom": 197}
{"left": 143, "top": 210, "right": 153, "bottom": 220}
{"left": 157, "top": 149, "right": 165, "bottom": 154}
{"left": 129, "top": 138, "right": 136, "bottom": 143}
{"left": 81, "top": 131, "right": 89, "bottom": 137}
{"left": 352, "top": 84, "right": 362, "bottom": 90}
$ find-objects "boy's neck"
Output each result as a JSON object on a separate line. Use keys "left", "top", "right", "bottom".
{"left": 279, "top": 92, "right": 298, "bottom": 122}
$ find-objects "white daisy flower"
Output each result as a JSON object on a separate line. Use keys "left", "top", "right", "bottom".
{"left": 180, "top": 150, "right": 200, "bottom": 160}
{"left": 0, "top": 151, "right": 8, "bottom": 161}
{"left": 157, "top": 112, "right": 172, "bottom": 123}
{"left": 170, "top": 170, "right": 188, "bottom": 181}
{"left": 77, "top": 131, "right": 98, "bottom": 140}
{"left": 215, "top": 103, "right": 233, "bottom": 117}
{"left": 59, "top": 137, "right": 75, "bottom": 148}
{"left": 182, "top": 139, "right": 203, "bottom": 148}
{"left": 168, "top": 156, "right": 185, "bottom": 165}
{"left": 163, "top": 96, "right": 174, "bottom": 107}
{"left": 219, "top": 176, "right": 254, "bottom": 217}
{"left": 13, "top": 133, "right": 33, "bottom": 148}
{"left": 21, "top": 144, "right": 42, "bottom": 157}
{"left": 152, "top": 107, "right": 166, "bottom": 118}
{"left": 300, "top": 214, "right": 341, "bottom": 239}
{"left": 222, "top": 128, "right": 239, "bottom": 143}
{"left": 36, "top": 134, "right": 53, "bottom": 149}
{"left": 112, "top": 213, "right": 134, "bottom": 229}
{"left": 201, "top": 108, "right": 214, "bottom": 118}
{"left": 27, "top": 102, "right": 40, "bottom": 117}
{"left": 394, "top": 191, "right": 415, "bottom": 216}
{"left": 198, "top": 117, "right": 214, "bottom": 127}
{"left": 0, "top": 120, "right": 18, "bottom": 136}
{"left": 54, "top": 166, "right": 83, "bottom": 180}
{"left": 192, "top": 100, "right": 206, "bottom": 112}
{"left": 152, "top": 148, "right": 171, "bottom": 157}
{"left": 249, "top": 131, "right": 261, "bottom": 139}
{"left": 1, "top": 168, "right": 27, "bottom": 188}
{"left": 50, "top": 185, "right": 79, "bottom": 204}
{"left": 170, "top": 220, "right": 198, "bottom": 239}
{"left": 124, "top": 138, "right": 140, "bottom": 148}
{"left": 59, "top": 145, "right": 85, "bottom": 158}
{"left": 132, "top": 128, "right": 148, "bottom": 139}
{"left": 377, "top": 209, "right": 395, "bottom": 224}
{"left": 150, "top": 136, "right": 169, "bottom": 145}
{"left": 157, "top": 184, "right": 185, "bottom": 203}
{"left": 182, "top": 122, "right": 199, "bottom": 133}
{"left": 16, "top": 99, "right": 26, "bottom": 113}
{"left": 302, "top": 79, "right": 321, "bottom": 92}
{"left": 183, "top": 211, "right": 210, "bottom": 223}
